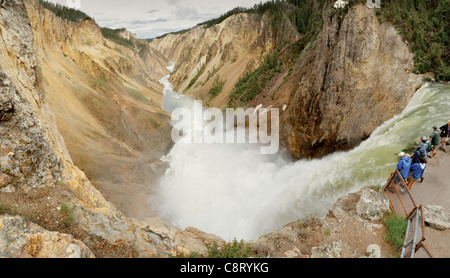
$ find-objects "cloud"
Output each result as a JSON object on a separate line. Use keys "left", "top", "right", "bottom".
{"left": 146, "top": 9, "right": 159, "bottom": 14}
{"left": 48, "top": 0, "right": 265, "bottom": 38}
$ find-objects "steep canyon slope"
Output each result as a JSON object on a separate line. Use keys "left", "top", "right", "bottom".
{"left": 0, "top": 0, "right": 433, "bottom": 258}
{"left": 26, "top": 0, "right": 173, "bottom": 218}
{"left": 150, "top": 1, "right": 423, "bottom": 159}
{"left": 0, "top": 0, "right": 220, "bottom": 258}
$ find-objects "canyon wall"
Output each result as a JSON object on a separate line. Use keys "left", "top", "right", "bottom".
{"left": 0, "top": 0, "right": 217, "bottom": 258}
{"left": 151, "top": 1, "right": 423, "bottom": 159}
{"left": 25, "top": 0, "right": 174, "bottom": 218}
{"left": 0, "top": 0, "right": 427, "bottom": 258}
{"left": 150, "top": 11, "right": 300, "bottom": 108}
{"left": 278, "top": 3, "right": 423, "bottom": 158}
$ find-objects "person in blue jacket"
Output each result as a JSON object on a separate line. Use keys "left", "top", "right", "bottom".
{"left": 392, "top": 152, "right": 411, "bottom": 194}
{"left": 396, "top": 152, "right": 411, "bottom": 181}
{"left": 407, "top": 156, "right": 427, "bottom": 190}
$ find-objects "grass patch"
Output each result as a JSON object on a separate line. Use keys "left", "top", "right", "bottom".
{"left": 207, "top": 239, "right": 253, "bottom": 258}
{"left": 208, "top": 77, "right": 226, "bottom": 97}
{"left": 383, "top": 213, "right": 408, "bottom": 251}
{"left": 60, "top": 202, "right": 75, "bottom": 224}
{"left": 186, "top": 63, "right": 206, "bottom": 90}
{"left": 91, "top": 78, "right": 111, "bottom": 91}
{"left": 100, "top": 28, "right": 134, "bottom": 49}
{"left": 125, "top": 87, "right": 152, "bottom": 105}
{"left": 0, "top": 203, "right": 11, "bottom": 214}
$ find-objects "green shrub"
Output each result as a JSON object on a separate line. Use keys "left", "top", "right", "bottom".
{"left": 60, "top": 202, "right": 75, "bottom": 224}
{"left": 207, "top": 239, "right": 253, "bottom": 258}
{"left": 186, "top": 63, "right": 206, "bottom": 90}
{"left": 208, "top": 77, "right": 226, "bottom": 97}
{"left": 383, "top": 214, "right": 408, "bottom": 250}
{"left": 229, "top": 52, "right": 281, "bottom": 105}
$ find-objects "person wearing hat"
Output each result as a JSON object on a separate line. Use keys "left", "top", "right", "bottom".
{"left": 407, "top": 155, "right": 427, "bottom": 191}
{"left": 411, "top": 138, "right": 424, "bottom": 164}
{"left": 396, "top": 152, "right": 411, "bottom": 180}
{"left": 439, "top": 120, "right": 450, "bottom": 153}
{"left": 389, "top": 152, "right": 411, "bottom": 194}
{"left": 419, "top": 136, "right": 431, "bottom": 157}
{"left": 429, "top": 126, "right": 441, "bottom": 158}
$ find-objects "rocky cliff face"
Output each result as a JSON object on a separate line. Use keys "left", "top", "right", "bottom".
{"left": 0, "top": 0, "right": 429, "bottom": 258}
{"left": 278, "top": 3, "right": 423, "bottom": 159}
{"left": 151, "top": 2, "right": 423, "bottom": 159}
{"left": 24, "top": 0, "right": 174, "bottom": 219}
{"left": 150, "top": 12, "right": 300, "bottom": 108}
{"left": 0, "top": 0, "right": 218, "bottom": 258}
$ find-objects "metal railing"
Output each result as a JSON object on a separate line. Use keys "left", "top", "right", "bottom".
{"left": 382, "top": 170, "right": 417, "bottom": 218}
{"left": 382, "top": 171, "right": 434, "bottom": 258}
{"left": 400, "top": 205, "right": 433, "bottom": 258}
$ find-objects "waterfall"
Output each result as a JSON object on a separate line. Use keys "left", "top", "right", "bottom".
{"left": 153, "top": 69, "right": 450, "bottom": 241}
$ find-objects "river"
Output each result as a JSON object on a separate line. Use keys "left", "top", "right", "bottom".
{"left": 152, "top": 63, "right": 450, "bottom": 241}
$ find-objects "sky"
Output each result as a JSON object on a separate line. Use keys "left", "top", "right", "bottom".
{"left": 47, "top": 0, "right": 266, "bottom": 39}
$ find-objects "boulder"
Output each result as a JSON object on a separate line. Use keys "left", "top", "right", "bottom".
{"left": 423, "top": 205, "right": 450, "bottom": 230}
{"left": 310, "top": 241, "right": 344, "bottom": 258}
{"left": 366, "top": 244, "right": 381, "bottom": 258}
{"left": 0, "top": 215, "right": 95, "bottom": 258}
{"left": 356, "top": 187, "right": 390, "bottom": 221}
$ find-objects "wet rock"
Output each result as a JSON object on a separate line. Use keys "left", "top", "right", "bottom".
{"left": 282, "top": 4, "right": 423, "bottom": 159}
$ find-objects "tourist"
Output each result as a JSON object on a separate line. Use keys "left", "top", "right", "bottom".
{"left": 429, "top": 126, "right": 441, "bottom": 158}
{"left": 411, "top": 139, "right": 423, "bottom": 164}
{"left": 419, "top": 136, "right": 431, "bottom": 158}
{"left": 396, "top": 152, "right": 411, "bottom": 181}
{"left": 407, "top": 156, "right": 427, "bottom": 191}
{"left": 439, "top": 120, "right": 450, "bottom": 153}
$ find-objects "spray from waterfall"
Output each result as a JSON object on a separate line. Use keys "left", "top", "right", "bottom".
{"left": 153, "top": 67, "right": 450, "bottom": 241}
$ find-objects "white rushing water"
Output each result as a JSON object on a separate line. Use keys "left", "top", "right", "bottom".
{"left": 153, "top": 67, "right": 450, "bottom": 241}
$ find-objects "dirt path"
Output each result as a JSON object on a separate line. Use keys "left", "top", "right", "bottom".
{"left": 409, "top": 147, "right": 450, "bottom": 258}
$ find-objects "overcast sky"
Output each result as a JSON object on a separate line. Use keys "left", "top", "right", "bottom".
{"left": 47, "top": 0, "right": 265, "bottom": 38}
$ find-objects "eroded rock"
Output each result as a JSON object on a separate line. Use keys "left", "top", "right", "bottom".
{"left": 356, "top": 187, "right": 391, "bottom": 221}
{"left": 423, "top": 205, "right": 450, "bottom": 230}
{"left": 0, "top": 215, "right": 95, "bottom": 258}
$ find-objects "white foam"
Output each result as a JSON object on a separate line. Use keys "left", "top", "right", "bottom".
{"left": 152, "top": 70, "right": 450, "bottom": 241}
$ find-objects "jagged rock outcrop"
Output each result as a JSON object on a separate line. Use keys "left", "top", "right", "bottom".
{"left": 310, "top": 241, "right": 344, "bottom": 258}
{"left": 356, "top": 187, "right": 391, "bottom": 221}
{"left": 0, "top": 215, "right": 95, "bottom": 258}
{"left": 151, "top": 2, "right": 423, "bottom": 159}
{"left": 150, "top": 12, "right": 300, "bottom": 108}
{"left": 249, "top": 186, "right": 395, "bottom": 258}
{"left": 279, "top": 3, "right": 423, "bottom": 159}
{"left": 24, "top": 0, "right": 173, "bottom": 218}
{"left": 0, "top": 0, "right": 218, "bottom": 258}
